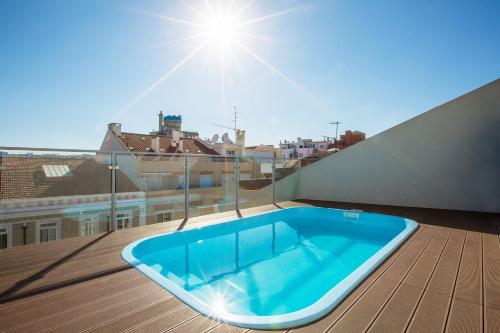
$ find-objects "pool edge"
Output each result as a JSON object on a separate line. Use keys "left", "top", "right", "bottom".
{"left": 122, "top": 207, "right": 419, "bottom": 329}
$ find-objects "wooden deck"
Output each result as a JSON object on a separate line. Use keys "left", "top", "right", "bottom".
{"left": 1, "top": 200, "right": 499, "bottom": 333}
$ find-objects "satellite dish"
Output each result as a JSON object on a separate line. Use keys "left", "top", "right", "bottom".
{"left": 212, "top": 134, "right": 219, "bottom": 143}
{"left": 222, "top": 133, "right": 229, "bottom": 143}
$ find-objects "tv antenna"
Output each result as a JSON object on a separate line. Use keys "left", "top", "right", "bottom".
{"left": 328, "top": 121, "right": 341, "bottom": 143}
{"left": 212, "top": 105, "right": 239, "bottom": 141}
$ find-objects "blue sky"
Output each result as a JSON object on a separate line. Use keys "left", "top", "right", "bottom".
{"left": 0, "top": 0, "right": 499, "bottom": 149}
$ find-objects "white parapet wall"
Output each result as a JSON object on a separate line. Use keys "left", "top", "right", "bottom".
{"left": 298, "top": 79, "right": 500, "bottom": 213}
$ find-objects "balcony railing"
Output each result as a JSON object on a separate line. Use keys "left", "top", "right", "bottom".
{"left": 0, "top": 146, "right": 301, "bottom": 249}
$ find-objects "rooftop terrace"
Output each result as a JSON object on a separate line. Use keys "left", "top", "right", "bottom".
{"left": 1, "top": 200, "right": 499, "bottom": 333}
{"left": 1, "top": 80, "right": 499, "bottom": 332}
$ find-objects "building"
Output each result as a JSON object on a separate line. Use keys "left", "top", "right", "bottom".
{"left": 0, "top": 155, "right": 145, "bottom": 248}
{"left": 204, "top": 129, "right": 246, "bottom": 156}
{"left": 335, "top": 130, "right": 366, "bottom": 149}
{"left": 279, "top": 137, "right": 332, "bottom": 159}
{"left": 99, "top": 115, "right": 265, "bottom": 223}
{"left": 152, "top": 112, "right": 200, "bottom": 138}
{"left": 242, "top": 144, "right": 278, "bottom": 162}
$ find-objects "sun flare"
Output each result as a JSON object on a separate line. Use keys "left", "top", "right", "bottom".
{"left": 206, "top": 16, "right": 236, "bottom": 44}
{"left": 117, "top": 1, "right": 318, "bottom": 118}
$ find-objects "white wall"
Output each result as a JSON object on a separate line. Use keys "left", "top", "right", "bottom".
{"left": 299, "top": 79, "right": 500, "bottom": 213}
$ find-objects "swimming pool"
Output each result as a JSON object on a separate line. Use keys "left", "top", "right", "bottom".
{"left": 122, "top": 207, "right": 418, "bottom": 329}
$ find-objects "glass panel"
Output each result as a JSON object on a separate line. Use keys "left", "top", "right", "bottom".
{"left": 275, "top": 158, "right": 301, "bottom": 202}
{"left": 115, "top": 152, "right": 185, "bottom": 227}
{"left": 0, "top": 233, "right": 7, "bottom": 249}
{"left": 189, "top": 156, "right": 236, "bottom": 218}
{"left": 238, "top": 157, "right": 273, "bottom": 209}
{"left": 0, "top": 149, "right": 112, "bottom": 247}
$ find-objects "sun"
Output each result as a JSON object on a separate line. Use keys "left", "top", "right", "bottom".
{"left": 206, "top": 16, "right": 236, "bottom": 44}
{"left": 115, "top": 1, "right": 318, "bottom": 119}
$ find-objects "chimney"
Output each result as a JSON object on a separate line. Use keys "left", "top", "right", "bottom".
{"left": 171, "top": 130, "right": 181, "bottom": 146}
{"left": 158, "top": 111, "right": 164, "bottom": 132}
{"left": 151, "top": 137, "right": 160, "bottom": 153}
{"left": 108, "top": 123, "right": 121, "bottom": 136}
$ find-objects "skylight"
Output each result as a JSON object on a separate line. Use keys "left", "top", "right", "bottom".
{"left": 42, "top": 165, "right": 72, "bottom": 178}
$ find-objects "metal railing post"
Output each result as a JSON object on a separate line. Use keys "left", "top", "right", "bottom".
{"left": 184, "top": 153, "right": 189, "bottom": 220}
{"left": 235, "top": 156, "right": 240, "bottom": 211}
{"left": 111, "top": 153, "right": 117, "bottom": 231}
{"left": 297, "top": 159, "right": 302, "bottom": 200}
{"left": 272, "top": 158, "right": 276, "bottom": 204}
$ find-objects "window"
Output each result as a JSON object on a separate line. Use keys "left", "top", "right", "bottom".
{"left": 37, "top": 221, "right": 60, "bottom": 243}
{"left": 42, "top": 165, "right": 72, "bottom": 177}
{"left": 117, "top": 212, "right": 131, "bottom": 230}
{"left": 199, "top": 175, "right": 213, "bottom": 188}
{"left": 177, "top": 175, "right": 185, "bottom": 189}
{"left": 155, "top": 212, "right": 172, "bottom": 223}
{"left": 221, "top": 173, "right": 234, "bottom": 184}
{"left": 79, "top": 215, "right": 99, "bottom": 236}
{"left": 0, "top": 224, "right": 12, "bottom": 249}
{"left": 240, "top": 173, "right": 252, "bottom": 180}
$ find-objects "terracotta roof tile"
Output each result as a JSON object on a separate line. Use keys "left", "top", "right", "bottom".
{"left": 118, "top": 132, "right": 218, "bottom": 155}
{"left": 0, "top": 156, "right": 139, "bottom": 200}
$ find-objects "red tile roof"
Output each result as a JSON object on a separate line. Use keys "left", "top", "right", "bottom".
{"left": 118, "top": 132, "right": 218, "bottom": 155}
{"left": 0, "top": 156, "right": 139, "bottom": 200}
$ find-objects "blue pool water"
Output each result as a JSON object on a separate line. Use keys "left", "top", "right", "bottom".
{"left": 122, "top": 207, "right": 418, "bottom": 329}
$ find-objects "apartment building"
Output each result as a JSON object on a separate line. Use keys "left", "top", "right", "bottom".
{"left": 0, "top": 155, "right": 145, "bottom": 248}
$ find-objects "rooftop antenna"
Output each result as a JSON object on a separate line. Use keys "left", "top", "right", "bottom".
{"left": 212, "top": 105, "right": 239, "bottom": 142}
{"left": 329, "top": 121, "right": 341, "bottom": 144}
{"left": 233, "top": 105, "right": 238, "bottom": 140}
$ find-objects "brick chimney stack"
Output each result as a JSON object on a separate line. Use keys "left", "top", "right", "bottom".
{"left": 158, "top": 111, "right": 164, "bottom": 132}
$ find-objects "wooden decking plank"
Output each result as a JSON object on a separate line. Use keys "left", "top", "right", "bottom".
{"left": 483, "top": 218, "right": 500, "bottom": 310}
{"left": 0, "top": 273, "right": 152, "bottom": 328}
{"left": 397, "top": 227, "right": 452, "bottom": 288}
{"left": 366, "top": 283, "right": 422, "bottom": 333}
{"left": 0, "top": 227, "right": 171, "bottom": 283}
{"left": 288, "top": 224, "right": 428, "bottom": 333}
{"left": 0, "top": 267, "right": 143, "bottom": 316}
{"left": 205, "top": 323, "right": 249, "bottom": 333}
{"left": 6, "top": 285, "right": 167, "bottom": 333}
{"left": 406, "top": 220, "right": 469, "bottom": 333}
{"left": 163, "top": 315, "right": 219, "bottom": 333}
{"left": 445, "top": 298, "right": 482, "bottom": 333}
{"left": 327, "top": 277, "right": 410, "bottom": 333}
{"left": 326, "top": 226, "right": 438, "bottom": 332}
{"left": 454, "top": 218, "right": 483, "bottom": 305}
{"left": 484, "top": 306, "right": 500, "bottom": 333}
{"left": 96, "top": 305, "right": 195, "bottom": 333}
{"left": 0, "top": 251, "right": 126, "bottom": 291}
{"left": 406, "top": 291, "right": 452, "bottom": 333}
{"left": 424, "top": 225, "right": 467, "bottom": 297}
{"left": 366, "top": 224, "right": 454, "bottom": 332}
{"left": 48, "top": 293, "right": 177, "bottom": 333}
{"left": 380, "top": 226, "right": 438, "bottom": 283}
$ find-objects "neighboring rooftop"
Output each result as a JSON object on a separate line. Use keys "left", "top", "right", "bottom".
{"left": 117, "top": 132, "right": 218, "bottom": 155}
{"left": 0, "top": 156, "right": 138, "bottom": 200}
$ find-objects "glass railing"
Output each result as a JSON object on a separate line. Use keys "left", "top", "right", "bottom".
{"left": 0, "top": 147, "right": 302, "bottom": 249}
{"left": 238, "top": 157, "right": 274, "bottom": 210}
